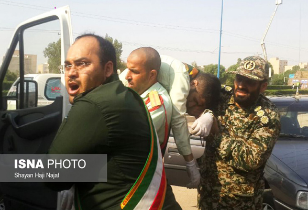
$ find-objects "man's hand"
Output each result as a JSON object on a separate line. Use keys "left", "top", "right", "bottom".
{"left": 186, "top": 159, "right": 200, "bottom": 189}
{"left": 190, "top": 112, "right": 213, "bottom": 137}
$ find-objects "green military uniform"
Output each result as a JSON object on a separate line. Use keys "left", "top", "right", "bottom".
{"left": 48, "top": 78, "right": 152, "bottom": 210}
{"left": 198, "top": 56, "right": 281, "bottom": 210}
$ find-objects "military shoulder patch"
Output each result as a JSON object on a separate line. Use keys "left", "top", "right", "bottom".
{"left": 254, "top": 106, "right": 270, "bottom": 125}
{"left": 224, "top": 85, "right": 232, "bottom": 92}
{"left": 149, "top": 90, "right": 161, "bottom": 108}
{"left": 260, "top": 116, "right": 269, "bottom": 125}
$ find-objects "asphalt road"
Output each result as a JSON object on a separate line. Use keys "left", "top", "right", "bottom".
{"left": 171, "top": 185, "right": 198, "bottom": 210}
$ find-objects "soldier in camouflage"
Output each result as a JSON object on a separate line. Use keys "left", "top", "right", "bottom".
{"left": 198, "top": 56, "right": 281, "bottom": 210}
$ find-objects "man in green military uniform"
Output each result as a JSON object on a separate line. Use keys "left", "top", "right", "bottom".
{"left": 198, "top": 56, "right": 281, "bottom": 210}
{"left": 47, "top": 34, "right": 166, "bottom": 210}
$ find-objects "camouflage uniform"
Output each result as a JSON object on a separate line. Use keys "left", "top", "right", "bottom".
{"left": 198, "top": 56, "right": 281, "bottom": 210}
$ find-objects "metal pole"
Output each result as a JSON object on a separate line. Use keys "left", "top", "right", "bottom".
{"left": 217, "top": 0, "right": 223, "bottom": 78}
{"left": 261, "top": 1, "right": 282, "bottom": 61}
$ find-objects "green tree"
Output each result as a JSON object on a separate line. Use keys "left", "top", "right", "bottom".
{"left": 222, "top": 64, "right": 237, "bottom": 85}
{"left": 202, "top": 64, "right": 225, "bottom": 77}
{"left": 104, "top": 34, "right": 126, "bottom": 70}
{"left": 292, "top": 65, "right": 300, "bottom": 71}
{"left": 237, "top": 58, "right": 242, "bottom": 65}
{"left": 213, "top": 58, "right": 242, "bottom": 85}
{"left": 4, "top": 71, "right": 18, "bottom": 81}
{"left": 202, "top": 64, "right": 229, "bottom": 84}
{"left": 271, "top": 73, "right": 284, "bottom": 85}
{"left": 43, "top": 39, "right": 61, "bottom": 73}
{"left": 3, "top": 70, "right": 17, "bottom": 96}
{"left": 284, "top": 68, "right": 298, "bottom": 80}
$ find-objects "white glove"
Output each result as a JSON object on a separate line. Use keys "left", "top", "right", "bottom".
{"left": 60, "top": 187, "right": 75, "bottom": 210}
{"left": 190, "top": 112, "right": 213, "bottom": 137}
{"left": 186, "top": 159, "right": 200, "bottom": 189}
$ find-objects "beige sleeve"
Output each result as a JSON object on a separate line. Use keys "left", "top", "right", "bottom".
{"left": 158, "top": 55, "right": 192, "bottom": 155}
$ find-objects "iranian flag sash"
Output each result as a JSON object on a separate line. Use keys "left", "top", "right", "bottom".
{"left": 120, "top": 99, "right": 167, "bottom": 210}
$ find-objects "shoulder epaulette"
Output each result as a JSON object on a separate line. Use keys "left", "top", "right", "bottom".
{"left": 149, "top": 90, "right": 162, "bottom": 108}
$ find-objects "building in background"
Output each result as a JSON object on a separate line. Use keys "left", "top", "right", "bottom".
{"left": 269, "top": 57, "right": 288, "bottom": 74}
{"left": 284, "top": 65, "right": 294, "bottom": 72}
{"left": 284, "top": 62, "right": 308, "bottom": 72}
{"left": 37, "top": 63, "right": 49, "bottom": 73}
{"left": 288, "top": 71, "right": 308, "bottom": 89}
{"left": 298, "top": 62, "right": 308, "bottom": 70}
{"left": 2, "top": 50, "right": 37, "bottom": 75}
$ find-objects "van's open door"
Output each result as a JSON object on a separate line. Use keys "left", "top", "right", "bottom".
{"left": 0, "top": 6, "right": 73, "bottom": 210}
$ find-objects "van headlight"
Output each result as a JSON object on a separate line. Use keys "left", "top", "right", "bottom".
{"left": 297, "top": 191, "right": 308, "bottom": 209}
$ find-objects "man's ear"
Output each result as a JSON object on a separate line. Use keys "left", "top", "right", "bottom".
{"left": 149, "top": 69, "right": 158, "bottom": 80}
{"left": 190, "top": 79, "right": 198, "bottom": 89}
{"left": 260, "top": 82, "right": 268, "bottom": 93}
{"left": 104, "top": 61, "right": 114, "bottom": 78}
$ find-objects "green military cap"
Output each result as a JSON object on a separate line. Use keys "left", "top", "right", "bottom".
{"left": 227, "top": 56, "right": 268, "bottom": 81}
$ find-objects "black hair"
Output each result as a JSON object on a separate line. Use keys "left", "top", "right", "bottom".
{"left": 75, "top": 33, "right": 117, "bottom": 73}
{"left": 195, "top": 72, "right": 221, "bottom": 111}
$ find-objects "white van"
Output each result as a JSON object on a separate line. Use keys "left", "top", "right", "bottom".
{"left": 7, "top": 73, "right": 61, "bottom": 109}
{"left": 0, "top": 6, "right": 72, "bottom": 210}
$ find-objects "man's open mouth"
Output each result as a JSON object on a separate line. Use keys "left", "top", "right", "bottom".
{"left": 68, "top": 82, "right": 80, "bottom": 95}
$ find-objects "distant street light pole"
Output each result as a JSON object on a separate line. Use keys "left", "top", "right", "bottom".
{"left": 217, "top": 0, "right": 223, "bottom": 79}
{"left": 261, "top": 0, "right": 283, "bottom": 62}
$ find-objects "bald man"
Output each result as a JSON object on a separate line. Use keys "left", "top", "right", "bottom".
{"left": 125, "top": 47, "right": 181, "bottom": 210}
{"left": 126, "top": 47, "right": 172, "bottom": 151}
{"left": 120, "top": 51, "right": 204, "bottom": 190}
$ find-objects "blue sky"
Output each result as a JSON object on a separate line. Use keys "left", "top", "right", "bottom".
{"left": 0, "top": 0, "right": 307, "bottom": 68}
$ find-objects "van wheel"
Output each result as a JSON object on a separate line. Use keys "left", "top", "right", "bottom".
{"left": 263, "top": 189, "right": 275, "bottom": 210}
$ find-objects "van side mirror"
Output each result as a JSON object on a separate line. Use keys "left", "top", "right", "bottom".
{"left": 16, "top": 80, "right": 38, "bottom": 109}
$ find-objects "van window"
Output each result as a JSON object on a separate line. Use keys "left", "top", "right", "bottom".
{"left": 45, "top": 77, "right": 61, "bottom": 100}
{"left": 7, "top": 77, "right": 34, "bottom": 97}
{"left": 2, "top": 18, "right": 62, "bottom": 110}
